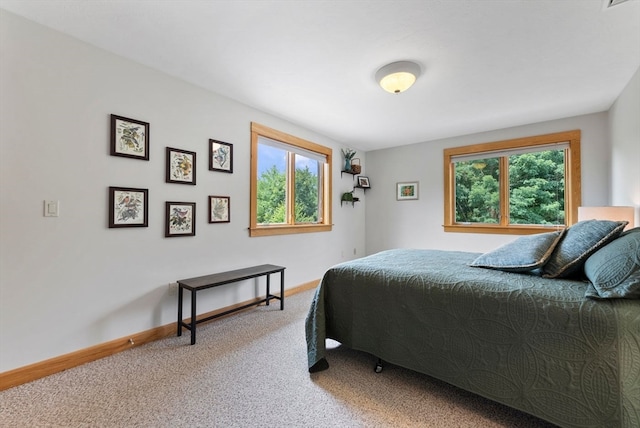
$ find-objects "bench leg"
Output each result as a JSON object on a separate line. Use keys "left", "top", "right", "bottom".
{"left": 190, "top": 290, "right": 197, "bottom": 345}
{"left": 177, "top": 285, "right": 183, "bottom": 336}
{"left": 280, "top": 270, "right": 284, "bottom": 310}
{"left": 266, "top": 274, "right": 270, "bottom": 306}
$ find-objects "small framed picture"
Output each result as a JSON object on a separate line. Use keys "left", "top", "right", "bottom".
{"left": 209, "top": 196, "right": 230, "bottom": 223}
{"left": 209, "top": 139, "right": 233, "bottom": 173}
{"left": 110, "top": 114, "right": 149, "bottom": 160}
{"left": 109, "top": 186, "right": 148, "bottom": 228}
{"left": 165, "top": 202, "right": 196, "bottom": 237}
{"left": 397, "top": 181, "right": 419, "bottom": 200}
{"left": 166, "top": 147, "right": 196, "bottom": 185}
{"left": 357, "top": 176, "right": 370, "bottom": 188}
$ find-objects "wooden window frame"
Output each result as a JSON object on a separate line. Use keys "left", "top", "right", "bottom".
{"left": 250, "top": 122, "right": 332, "bottom": 237}
{"left": 443, "top": 130, "right": 581, "bottom": 235}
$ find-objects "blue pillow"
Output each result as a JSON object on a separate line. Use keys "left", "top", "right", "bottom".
{"left": 470, "top": 231, "right": 564, "bottom": 272}
{"left": 542, "top": 220, "right": 627, "bottom": 279}
{"left": 584, "top": 227, "right": 640, "bottom": 299}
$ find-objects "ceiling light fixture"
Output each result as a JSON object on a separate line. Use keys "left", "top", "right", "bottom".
{"left": 375, "top": 61, "right": 421, "bottom": 94}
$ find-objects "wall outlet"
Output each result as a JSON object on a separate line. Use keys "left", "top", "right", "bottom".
{"left": 168, "top": 282, "right": 178, "bottom": 295}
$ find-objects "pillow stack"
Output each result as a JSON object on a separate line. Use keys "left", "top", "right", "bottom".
{"left": 470, "top": 219, "right": 635, "bottom": 299}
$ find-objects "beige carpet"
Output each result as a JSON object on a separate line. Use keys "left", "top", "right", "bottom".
{"left": 0, "top": 289, "right": 556, "bottom": 427}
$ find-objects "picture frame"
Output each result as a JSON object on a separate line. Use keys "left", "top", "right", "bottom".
{"left": 165, "top": 202, "right": 196, "bottom": 237}
{"left": 108, "top": 186, "right": 148, "bottom": 228}
{"left": 209, "top": 139, "right": 233, "bottom": 173}
{"left": 357, "top": 176, "right": 371, "bottom": 188}
{"left": 209, "top": 196, "right": 230, "bottom": 223}
{"left": 397, "top": 181, "right": 419, "bottom": 200}
{"left": 110, "top": 114, "right": 149, "bottom": 160}
{"left": 166, "top": 147, "right": 196, "bottom": 185}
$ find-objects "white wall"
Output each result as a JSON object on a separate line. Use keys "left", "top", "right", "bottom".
{"left": 364, "top": 112, "right": 610, "bottom": 255}
{"left": 609, "top": 67, "right": 640, "bottom": 226}
{"left": 0, "top": 10, "right": 366, "bottom": 372}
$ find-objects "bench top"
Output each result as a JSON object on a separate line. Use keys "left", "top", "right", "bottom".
{"left": 177, "top": 264, "right": 285, "bottom": 290}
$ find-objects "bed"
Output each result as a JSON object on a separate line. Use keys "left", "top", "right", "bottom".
{"left": 305, "top": 222, "right": 640, "bottom": 428}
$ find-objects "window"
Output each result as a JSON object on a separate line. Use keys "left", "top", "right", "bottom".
{"left": 250, "top": 122, "right": 332, "bottom": 237}
{"left": 443, "top": 130, "right": 581, "bottom": 234}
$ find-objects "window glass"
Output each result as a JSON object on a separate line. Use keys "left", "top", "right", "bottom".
{"left": 294, "top": 154, "right": 321, "bottom": 224}
{"left": 508, "top": 150, "right": 565, "bottom": 226}
{"left": 454, "top": 157, "right": 500, "bottom": 224}
{"left": 257, "top": 143, "right": 286, "bottom": 225}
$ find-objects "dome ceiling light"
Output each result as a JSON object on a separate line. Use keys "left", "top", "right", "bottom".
{"left": 375, "top": 61, "right": 421, "bottom": 94}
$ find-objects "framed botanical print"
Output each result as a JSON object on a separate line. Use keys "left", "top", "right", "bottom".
{"left": 166, "top": 147, "right": 196, "bottom": 185}
{"left": 209, "top": 196, "right": 230, "bottom": 223}
{"left": 165, "top": 202, "right": 196, "bottom": 237}
{"left": 108, "top": 186, "right": 148, "bottom": 228}
{"left": 110, "top": 114, "right": 149, "bottom": 160}
{"left": 397, "top": 181, "right": 419, "bottom": 200}
{"left": 209, "top": 139, "right": 233, "bottom": 173}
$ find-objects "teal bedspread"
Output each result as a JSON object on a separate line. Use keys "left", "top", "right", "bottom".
{"left": 305, "top": 249, "right": 640, "bottom": 428}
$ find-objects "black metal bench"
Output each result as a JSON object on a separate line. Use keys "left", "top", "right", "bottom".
{"left": 177, "top": 264, "right": 285, "bottom": 344}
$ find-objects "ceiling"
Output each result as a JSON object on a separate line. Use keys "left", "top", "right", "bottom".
{"left": 1, "top": 0, "right": 639, "bottom": 151}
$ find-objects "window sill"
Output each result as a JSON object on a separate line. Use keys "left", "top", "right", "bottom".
{"left": 249, "top": 223, "right": 332, "bottom": 237}
{"left": 444, "top": 224, "right": 566, "bottom": 235}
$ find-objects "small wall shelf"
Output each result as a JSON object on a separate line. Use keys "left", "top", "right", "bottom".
{"left": 341, "top": 199, "right": 359, "bottom": 207}
{"left": 341, "top": 167, "right": 368, "bottom": 207}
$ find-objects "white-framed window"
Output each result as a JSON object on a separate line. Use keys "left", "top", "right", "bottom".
{"left": 250, "top": 122, "right": 332, "bottom": 237}
{"left": 443, "top": 130, "right": 581, "bottom": 234}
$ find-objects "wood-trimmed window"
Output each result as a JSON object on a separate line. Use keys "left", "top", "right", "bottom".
{"left": 443, "top": 130, "right": 581, "bottom": 235}
{"left": 250, "top": 122, "right": 332, "bottom": 237}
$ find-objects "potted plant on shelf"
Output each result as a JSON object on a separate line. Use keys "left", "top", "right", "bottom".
{"left": 341, "top": 190, "right": 359, "bottom": 206}
{"left": 341, "top": 148, "right": 356, "bottom": 172}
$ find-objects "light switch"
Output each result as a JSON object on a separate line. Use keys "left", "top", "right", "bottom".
{"left": 44, "top": 200, "right": 59, "bottom": 217}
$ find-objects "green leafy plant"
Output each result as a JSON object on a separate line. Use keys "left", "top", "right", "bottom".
{"left": 341, "top": 192, "right": 354, "bottom": 202}
{"left": 341, "top": 148, "right": 356, "bottom": 160}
